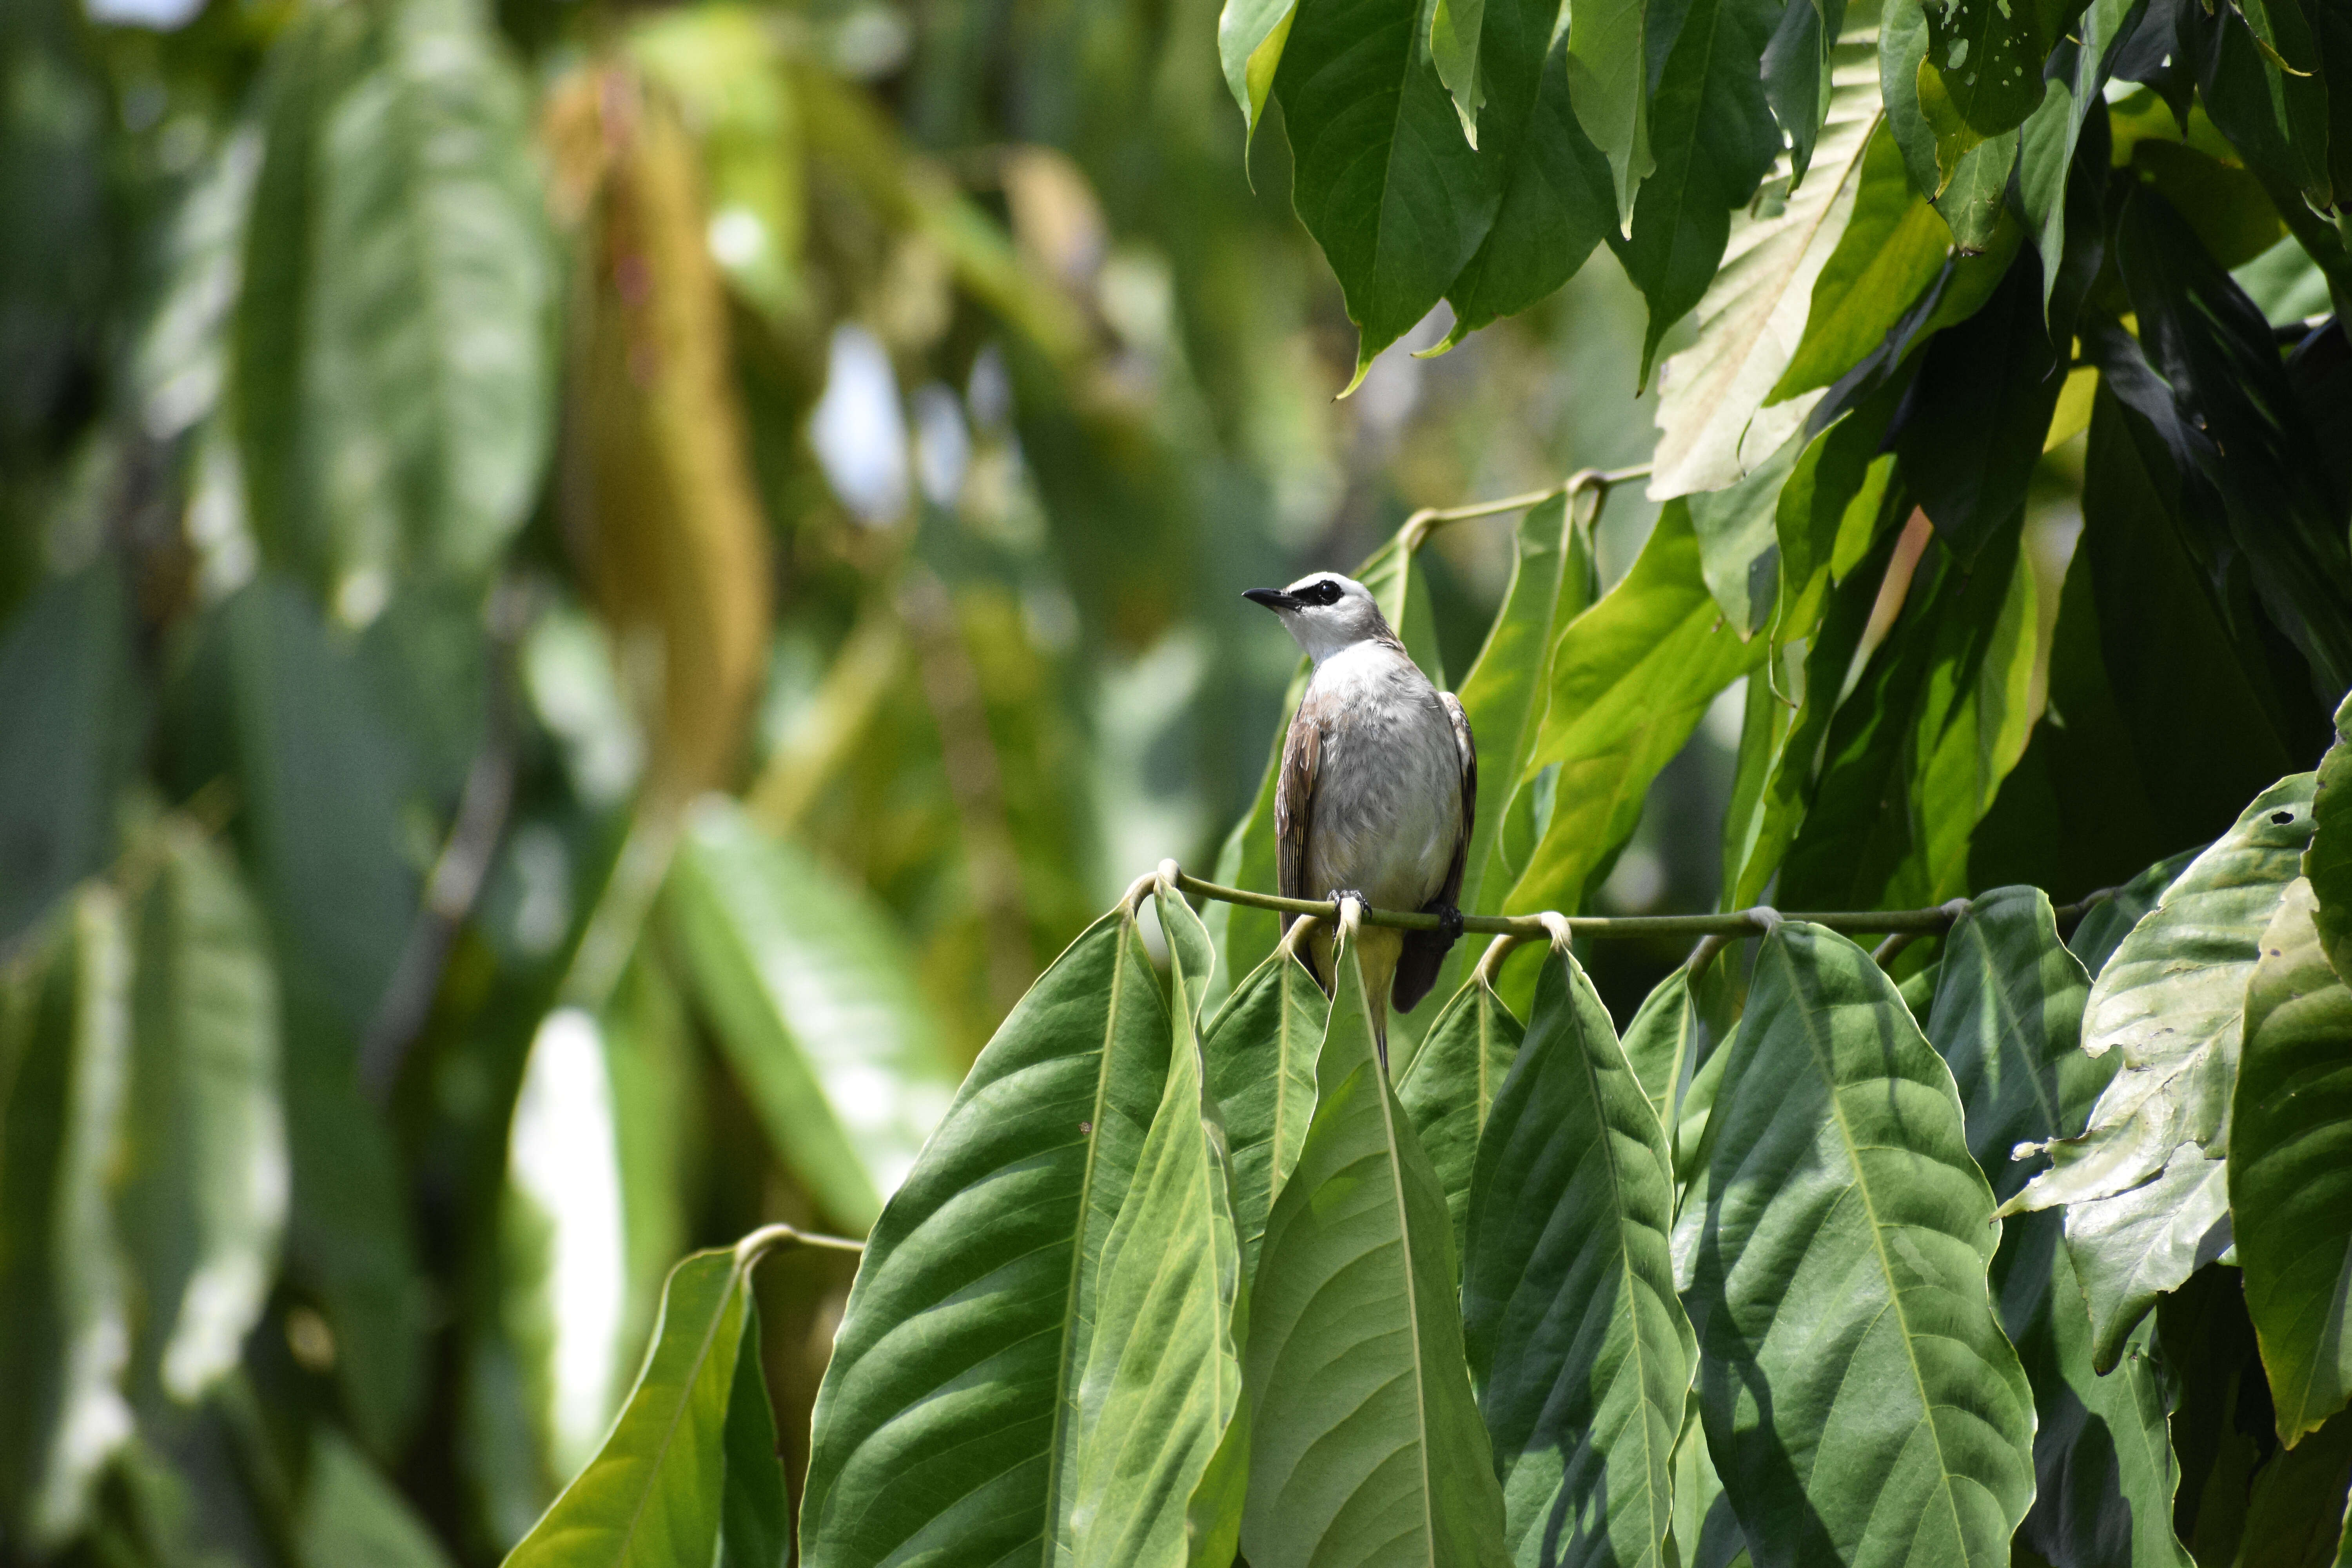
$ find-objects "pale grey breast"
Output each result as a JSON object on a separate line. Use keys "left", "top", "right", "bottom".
{"left": 1299, "top": 642, "right": 1464, "bottom": 911}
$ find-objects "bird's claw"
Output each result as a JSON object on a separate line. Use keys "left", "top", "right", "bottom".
{"left": 1435, "top": 904, "right": 1465, "bottom": 943}
{"left": 1328, "top": 889, "right": 1369, "bottom": 916}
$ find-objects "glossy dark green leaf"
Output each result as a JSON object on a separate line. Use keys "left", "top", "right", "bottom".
{"left": 1397, "top": 969, "right": 1523, "bottom": 1254}
{"left": 2310, "top": 690, "right": 2352, "bottom": 983}
{"left": 1203, "top": 938, "right": 1327, "bottom": 1279}
{"left": 1272, "top": 0, "right": 1499, "bottom": 383}
{"left": 1916, "top": 0, "right": 2085, "bottom": 156}
{"left": 1879, "top": 0, "right": 2020, "bottom": 247}
{"left": 798, "top": 900, "right": 1172, "bottom": 1566}
{"left": 115, "top": 820, "right": 286, "bottom": 1406}
{"left": 1068, "top": 914, "right": 1241, "bottom": 1568}
{"left": 1760, "top": 0, "right": 1849, "bottom": 186}
{"left": 1441, "top": 0, "right": 1616, "bottom": 344}
{"left": 1690, "top": 921, "right": 2036, "bottom": 1568}
{"left": 665, "top": 800, "right": 960, "bottom": 1233}
{"left": 2229, "top": 879, "right": 2352, "bottom": 1445}
{"left": 1508, "top": 502, "right": 1766, "bottom": 918}
{"left": 0, "top": 566, "right": 138, "bottom": 953}
{"left": 1240, "top": 923, "right": 1508, "bottom": 1568}
{"left": 506, "top": 1248, "right": 757, "bottom": 1568}
{"left": 0, "top": 890, "right": 133, "bottom": 1549}
{"left": 2006, "top": 775, "right": 2315, "bottom": 1368}
{"left": 1617, "top": 957, "right": 1735, "bottom": 1135}
{"left": 1648, "top": 35, "right": 1879, "bottom": 499}
{"left": 1892, "top": 253, "right": 2064, "bottom": 563}
{"left": 1463, "top": 943, "right": 1693, "bottom": 1568}
{"left": 2111, "top": 189, "right": 2352, "bottom": 702}
{"left": 2014, "top": 0, "right": 2133, "bottom": 316}
{"left": 1921, "top": 887, "right": 2194, "bottom": 1568}
{"left": 1613, "top": 0, "right": 1783, "bottom": 380}
{"left": 2187, "top": 0, "right": 2332, "bottom": 211}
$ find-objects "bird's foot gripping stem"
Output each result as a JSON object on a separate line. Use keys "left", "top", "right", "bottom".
{"left": 1433, "top": 903, "right": 1465, "bottom": 944}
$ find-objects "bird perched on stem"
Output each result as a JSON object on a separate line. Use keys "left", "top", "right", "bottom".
{"left": 1244, "top": 572, "right": 1474, "bottom": 1065}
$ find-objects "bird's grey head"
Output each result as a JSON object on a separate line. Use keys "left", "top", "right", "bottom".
{"left": 1243, "top": 572, "right": 1393, "bottom": 664}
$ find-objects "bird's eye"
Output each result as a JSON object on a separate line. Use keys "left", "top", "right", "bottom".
{"left": 1313, "top": 580, "right": 1341, "bottom": 604}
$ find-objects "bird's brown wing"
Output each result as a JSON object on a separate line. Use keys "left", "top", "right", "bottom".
{"left": 1393, "top": 691, "right": 1477, "bottom": 1014}
{"left": 1274, "top": 691, "right": 1322, "bottom": 972}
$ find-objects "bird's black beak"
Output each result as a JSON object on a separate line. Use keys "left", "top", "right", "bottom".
{"left": 1243, "top": 587, "right": 1297, "bottom": 612}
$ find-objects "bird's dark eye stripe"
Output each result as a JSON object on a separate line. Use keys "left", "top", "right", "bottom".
{"left": 1311, "top": 580, "right": 1340, "bottom": 604}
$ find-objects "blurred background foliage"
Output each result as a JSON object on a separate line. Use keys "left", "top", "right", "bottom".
{"left": 0, "top": 0, "right": 1710, "bottom": 1557}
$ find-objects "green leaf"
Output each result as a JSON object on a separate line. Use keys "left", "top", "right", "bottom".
{"left": 1892, "top": 254, "right": 2065, "bottom": 563}
{"left": 2229, "top": 1402, "right": 2352, "bottom": 1568}
{"left": 1216, "top": 0, "right": 1299, "bottom": 142}
{"left": 505, "top": 1248, "right": 758, "bottom": 1568}
{"left": 1561, "top": 0, "right": 1656, "bottom": 227}
{"left": 1156, "top": 885, "right": 1219, "bottom": 1024}
{"left": 2005, "top": 775, "right": 2316, "bottom": 1368}
{"left": 2068, "top": 847, "right": 2204, "bottom": 981}
{"left": 1648, "top": 38, "right": 1880, "bottom": 499}
{"left": 2310, "top": 690, "right": 2352, "bottom": 983}
{"left": 1613, "top": 0, "right": 1784, "bottom": 381}
{"left": 1240, "top": 924, "right": 1508, "bottom": 1568}
{"left": 1684, "top": 431, "right": 1803, "bottom": 639}
{"left": 1431, "top": 0, "right": 1487, "bottom": 145}
{"left": 718, "top": 1312, "right": 789, "bottom": 1568}
{"left": 1917, "top": 0, "right": 2085, "bottom": 156}
{"left": 1690, "top": 921, "right": 2036, "bottom": 1568}
{"left": 799, "top": 900, "right": 1172, "bottom": 1566}
{"left": 1761, "top": 0, "right": 1851, "bottom": 187}
{"left": 665, "top": 799, "right": 960, "bottom": 1233}
{"left": 1396, "top": 971, "right": 1524, "bottom": 1254}
{"left": 1919, "top": 887, "right": 2194, "bottom": 1567}
{"left": 116, "top": 820, "right": 286, "bottom": 1406}
{"left": 1880, "top": 0, "right": 2020, "bottom": 247}
{"left": 303, "top": 0, "right": 552, "bottom": 611}
{"left": 301, "top": 1427, "right": 457, "bottom": 1568}
{"left": 1618, "top": 958, "right": 1736, "bottom": 1132}
{"left": 1272, "top": 0, "right": 1499, "bottom": 384}
{"left": 1068, "top": 915, "right": 1242, "bottom": 1568}
{"left": 0, "top": 889, "right": 134, "bottom": 1548}
{"left": 1416, "top": 492, "right": 1602, "bottom": 1010}
{"left": 2230, "top": 879, "right": 2352, "bottom": 1445}
{"left": 1203, "top": 940, "right": 1327, "bottom": 1279}
{"left": 1766, "top": 120, "right": 1953, "bottom": 403}
{"left": 1463, "top": 942, "right": 1694, "bottom": 1568}
{"left": 1440, "top": 2, "right": 1617, "bottom": 341}
{"left": 1507, "top": 501, "right": 1767, "bottom": 918}
{"left": 0, "top": 566, "right": 139, "bottom": 951}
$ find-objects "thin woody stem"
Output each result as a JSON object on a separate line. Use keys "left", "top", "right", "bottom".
{"left": 1399, "top": 464, "right": 1650, "bottom": 550}
{"left": 1165, "top": 867, "right": 2115, "bottom": 942}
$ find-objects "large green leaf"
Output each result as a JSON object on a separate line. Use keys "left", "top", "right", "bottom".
{"left": 1397, "top": 969, "right": 1524, "bottom": 1254}
{"left": 1613, "top": 0, "right": 1784, "bottom": 380}
{"left": 1916, "top": 0, "right": 2086, "bottom": 160}
{"left": 1271, "top": 0, "right": 1499, "bottom": 383}
{"left": 1507, "top": 502, "right": 1766, "bottom": 919}
{"left": 1240, "top": 922, "right": 1508, "bottom": 1568}
{"left": 1765, "top": 120, "right": 1950, "bottom": 403}
{"left": 1648, "top": 36, "right": 1880, "bottom": 499}
{"left": 1068, "top": 908, "right": 1242, "bottom": 1568}
{"left": 0, "top": 889, "right": 134, "bottom": 1548}
{"left": 1922, "top": 888, "right": 2194, "bottom": 1568}
{"left": 1440, "top": 0, "right": 1617, "bottom": 341}
{"left": 0, "top": 566, "right": 138, "bottom": 952}
{"left": 664, "top": 799, "right": 960, "bottom": 1233}
{"left": 505, "top": 1247, "right": 762, "bottom": 1568}
{"left": 2230, "top": 879, "right": 2352, "bottom": 1445}
{"left": 1879, "top": 0, "right": 2021, "bottom": 247}
{"left": 301, "top": 0, "right": 551, "bottom": 612}
{"left": 1203, "top": 938, "right": 1327, "bottom": 1279}
{"left": 1416, "top": 492, "right": 1601, "bottom": 1014}
{"left": 2308, "top": 690, "right": 2352, "bottom": 983}
{"left": 2005, "top": 774, "right": 2316, "bottom": 1368}
{"left": 1690, "top": 921, "right": 2036, "bottom": 1568}
{"left": 798, "top": 900, "right": 1172, "bottom": 1566}
{"left": 1618, "top": 958, "right": 1736, "bottom": 1132}
{"left": 114, "top": 820, "right": 286, "bottom": 1406}
{"left": 1463, "top": 942, "right": 1694, "bottom": 1568}
{"left": 2067, "top": 847, "right": 2204, "bottom": 981}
